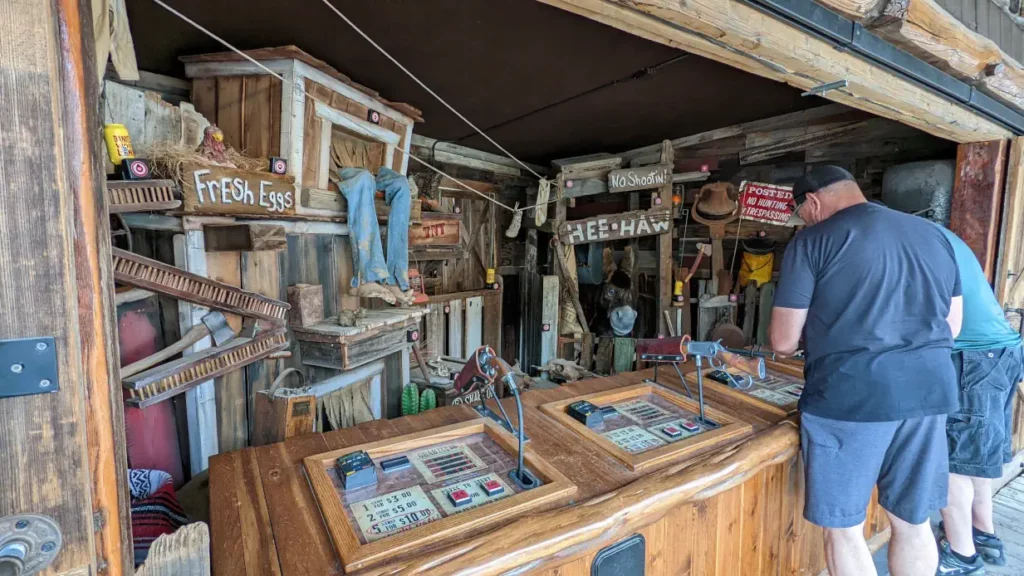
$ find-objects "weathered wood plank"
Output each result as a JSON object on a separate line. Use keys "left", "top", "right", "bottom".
{"left": 52, "top": 0, "right": 134, "bottom": 569}
{"left": 950, "top": 140, "right": 1008, "bottom": 281}
{"left": 216, "top": 76, "right": 244, "bottom": 151}
{"left": 206, "top": 250, "right": 248, "bottom": 453}
{"left": 205, "top": 224, "right": 287, "bottom": 252}
{"left": 242, "top": 250, "right": 286, "bottom": 442}
{"left": 465, "top": 296, "right": 484, "bottom": 351}
{"left": 448, "top": 299, "right": 464, "bottom": 359}
{"left": 997, "top": 137, "right": 1024, "bottom": 306}
{"left": 541, "top": 276, "right": 560, "bottom": 370}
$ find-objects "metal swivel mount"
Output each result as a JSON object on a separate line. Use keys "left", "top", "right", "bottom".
{"left": 636, "top": 335, "right": 766, "bottom": 426}
{"left": 0, "top": 514, "right": 62, "bottom": 576}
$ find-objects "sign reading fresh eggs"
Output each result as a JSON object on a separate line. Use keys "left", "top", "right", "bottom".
{"left": 181, "top": 163, "right": 297, "bottom": 216}
{"left": 607, "top": 164, "right": 672, "bottom": 193}
{"left": 739, "top": 181, "right": 793, "bottom": 226}
{"left": 559, "top": 207, "right": 673, "bottom": 245}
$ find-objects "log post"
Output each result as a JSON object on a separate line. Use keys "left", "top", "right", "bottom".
{"left": 658, "top": 140, "right": 675, "bottom": 336}
{"left": 950, "top": 140, "right": 1009, "bottom": 282}
{"left": 0, "top": 0, "right": 130, "bottom": 573}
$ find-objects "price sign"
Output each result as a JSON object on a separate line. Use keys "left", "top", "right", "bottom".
{"left": 351, "top": 486, "right": 440, "bottom": 543}
{"left": 749, "top": 388, "right": 795, "bottom": 407}
{"left": 614, "top": 400, "right": 673, "bottom": 425}
{"left": 602, "top": 426, "right": 666, "bottom": 454}
{"left": 410, "top": 443, "right": 486, "bottom": 484}
{"left": 431, "top": 473, "right": 512, "bottom": 516}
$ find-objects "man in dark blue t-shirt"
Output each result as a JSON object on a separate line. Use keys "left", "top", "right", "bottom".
{"left": 770, "top": 166, "right": 963, "bottom": 576}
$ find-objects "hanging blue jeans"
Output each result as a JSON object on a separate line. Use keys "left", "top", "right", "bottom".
{"left": 337, "top": 167, "right": 410, "bottom": 291}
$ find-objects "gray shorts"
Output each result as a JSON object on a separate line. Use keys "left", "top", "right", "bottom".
{"left": 948, "top": 347, "right": 1023, "bottom": 478}
{"left": 801, "top": 412, "right": 948, "bottom": 528}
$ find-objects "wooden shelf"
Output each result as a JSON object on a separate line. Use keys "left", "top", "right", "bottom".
{"left": 293, "top": 309, "right": 424, "bottom": 371}
{"left": 303, "top": 419, "right": 576, "bottom": 572}
{"left": 540, "top": 382, "right": 752, "bottom": 472}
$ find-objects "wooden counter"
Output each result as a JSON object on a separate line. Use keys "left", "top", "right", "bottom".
{"left": 209, "top": 368, "right": 890, "bottom": 575}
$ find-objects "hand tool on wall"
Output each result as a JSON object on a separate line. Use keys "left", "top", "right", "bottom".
{"left": 120, "top": 311, "right": 236, "bottom": 378}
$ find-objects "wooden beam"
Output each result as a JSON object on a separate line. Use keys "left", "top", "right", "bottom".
{"left": 0, "top": 0, "right": 133, "bottom": 572}
{"left": 815, "top": 0, "right": 1024, "bottom": 110}
{"left": 538, "top": 0, "right": 1010, "bottom": 143}
{"left": 657, "top": 141, "right": 674, "bottom": 337}
{"left": 950, "top": 140, "right": 1009, "bottom": 281}
{"left": 56, "top": 0, "right": 133, "bottom": 570}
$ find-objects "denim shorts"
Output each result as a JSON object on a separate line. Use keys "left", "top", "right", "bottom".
{"left": 801, "top": 412, "right": 949, "bottom": 528}
{"left": 948, "top": 346, "right": 1023, "bottom": 478}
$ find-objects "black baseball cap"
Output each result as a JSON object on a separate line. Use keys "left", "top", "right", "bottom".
{"left": 792, "top": 165, "right": 855, "bottom": 206}
{"left": 787, "top": 166, "right": 855, "bottom": 225}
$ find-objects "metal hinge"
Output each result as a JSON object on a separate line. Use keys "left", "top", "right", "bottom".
{"left": 92, "top": 511, "right": 105, "bottom": 532}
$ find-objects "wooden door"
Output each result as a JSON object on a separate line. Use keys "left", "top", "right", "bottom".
{"left": 0, "top": 0, "right": 130, "bottom": 574}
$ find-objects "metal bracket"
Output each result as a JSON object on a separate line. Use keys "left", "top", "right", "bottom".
{"left": 0, "top": 338, "right": 59, "bottom": 399}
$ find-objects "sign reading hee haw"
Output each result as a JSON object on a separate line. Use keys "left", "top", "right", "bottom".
{"left": 181, "top": 163, "right": 297, "bottom": 216}
{"left": 607, "top": 164, "right": 672, "bottom": 193}
{"left": 559, "top": 207, "right": 673, "bottom": 245}
{"left": 739, "top": 181, "right": 794, "bottom": 226}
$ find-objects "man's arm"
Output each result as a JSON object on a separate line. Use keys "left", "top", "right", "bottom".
{"left": 947, "top": 295, "right": 963, "bottom": 338}
{"left": 770, "top": 307, "right": 808, "bottom": 356}
{"left": 770, "top": 237, "right": 815, "bottom": 357}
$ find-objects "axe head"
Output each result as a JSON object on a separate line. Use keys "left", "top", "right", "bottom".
{"left": 201, "top": 311, "right": 236, "bottom": 346}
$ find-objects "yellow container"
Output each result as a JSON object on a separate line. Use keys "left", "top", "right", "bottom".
{"left": 738, "top": 251, "right": 775, "bottom": 287}
{"left": 104, "top": 124, "right": 135, "bottom": 165}
{"left": 485, "top": 268, "right": 496, "bottom": 284}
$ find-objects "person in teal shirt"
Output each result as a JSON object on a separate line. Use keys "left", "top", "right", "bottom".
{"left": 935, "top": 225, "right": 1023, "bottom": 574}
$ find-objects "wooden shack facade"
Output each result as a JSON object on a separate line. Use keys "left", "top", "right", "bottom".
{"left": 4, "top": 0, "right": 1024, "bottom": 575}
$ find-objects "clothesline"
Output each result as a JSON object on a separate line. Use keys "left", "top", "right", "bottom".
{"left": 314, "top": 0, "right": 544, "bottom": 182}
{"left": 149, "top": 0, "right": 537, "bottom": 215}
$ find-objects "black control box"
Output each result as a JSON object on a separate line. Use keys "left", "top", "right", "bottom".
{"left": 335, "top": 450, "right": 378, "bottom": 490}
{"left": 567, "top": 400, "right": 604, "bottom": 428}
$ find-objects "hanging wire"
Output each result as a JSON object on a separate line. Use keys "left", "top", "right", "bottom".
{"left": 729, "top": 199, "right": 744, "bottom": 283}
{"left": 314, "top": 0, "right": 545, "bottom": 182}
{"left": 149, "top": 0, "right": 523, "bottom": 214}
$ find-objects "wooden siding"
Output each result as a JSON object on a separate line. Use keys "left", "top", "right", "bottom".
{"left": 191, "top": 75, "right": 282, "bottom": 160}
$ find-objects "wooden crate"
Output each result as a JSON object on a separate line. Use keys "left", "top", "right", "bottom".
{"left": 293, "top": 309, "right": 424, "bottom": 371}
{"left": 183, "top": 47, "right": 419, "bottom": 219}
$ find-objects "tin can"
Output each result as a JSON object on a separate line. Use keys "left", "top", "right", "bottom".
{"left": 104, "top": 124, "right": 135, "bottom": 165}
{"left": 485, "top": 268, "right": 496, "bottom": 284}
